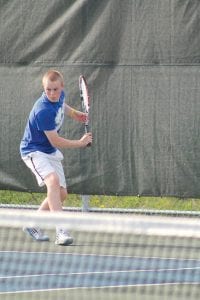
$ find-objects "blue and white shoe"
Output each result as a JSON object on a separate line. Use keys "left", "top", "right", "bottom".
{"left": 23, "top": 227, "right": 49, "bottom": 242}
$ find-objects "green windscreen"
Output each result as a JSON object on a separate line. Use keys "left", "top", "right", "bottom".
{"left": 0, "top": 0, "right": 200, "bottom": 197}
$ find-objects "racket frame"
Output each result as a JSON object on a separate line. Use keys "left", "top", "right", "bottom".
{"left": 79, "top": 75, "right": 91, "bottom": 145}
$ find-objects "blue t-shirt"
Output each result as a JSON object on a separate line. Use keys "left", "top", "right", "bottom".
{"left": 20, "top": 90, "right": 66, "bottom": 156}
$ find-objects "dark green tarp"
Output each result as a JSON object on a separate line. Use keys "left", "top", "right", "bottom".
{"left": 0, "top": 0, "right": 200, "bottom": 196}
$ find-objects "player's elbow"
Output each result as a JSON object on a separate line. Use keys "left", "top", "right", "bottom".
{"left": 50, "top": 139, "right": 61, "bottom": 148}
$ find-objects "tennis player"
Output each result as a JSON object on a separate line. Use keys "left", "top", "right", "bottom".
{"left": 20, "top": 70, "right": 92, "bottom": 245}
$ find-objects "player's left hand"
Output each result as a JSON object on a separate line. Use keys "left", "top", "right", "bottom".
{"left": 77, "top": 111, "right": 88, "bottom": 123}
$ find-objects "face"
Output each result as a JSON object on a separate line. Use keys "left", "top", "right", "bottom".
{"left": 43, "top": 79, "right": 63, "bottom": 102}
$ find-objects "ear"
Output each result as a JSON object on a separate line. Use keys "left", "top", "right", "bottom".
{"left": 60, "top": 80, "right": 64, "bottom": 88}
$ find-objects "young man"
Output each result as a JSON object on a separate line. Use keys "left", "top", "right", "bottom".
{"left": 20, "top": 70, "right": 92, "bottom": 245}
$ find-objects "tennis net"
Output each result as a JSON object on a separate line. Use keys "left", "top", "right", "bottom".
{"left": 0, "top": 209, "right": 199, "bottom": 300}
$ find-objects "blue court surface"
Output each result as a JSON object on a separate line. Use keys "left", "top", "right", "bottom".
{"left": 0, "top": 226, "right": 200, "bottom": 299}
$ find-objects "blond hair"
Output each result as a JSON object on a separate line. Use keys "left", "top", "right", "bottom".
{"left": 42, "top": 70, "right": 64, "bottom": 86}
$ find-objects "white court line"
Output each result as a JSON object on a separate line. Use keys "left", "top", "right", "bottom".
{"left": 0, "top": 250, "right": 200, "bottom": 261}
{"left": 0, "top": 282, "right": 200, "bottom": 295}
{"left": 1, "top": 266, "right": 200, "bottom": 280}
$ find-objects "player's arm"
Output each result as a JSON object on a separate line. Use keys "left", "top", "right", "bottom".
{"left": 44, "top": 130, "right": 92, "bottom": 148}
{"left": 64, "top": 103, "right": 87, "bottom": 123}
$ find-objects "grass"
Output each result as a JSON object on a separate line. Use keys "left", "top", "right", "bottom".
{"left": 0, "top": 190, "right": 200, "bottom": 211}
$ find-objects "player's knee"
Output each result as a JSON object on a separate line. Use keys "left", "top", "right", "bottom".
{"left": 44, "top": 172, "right": 60, "bottom": 188}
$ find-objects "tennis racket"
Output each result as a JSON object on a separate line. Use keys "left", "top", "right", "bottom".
{"left": 79, "top": 75, "right": 91, "bottom": 146}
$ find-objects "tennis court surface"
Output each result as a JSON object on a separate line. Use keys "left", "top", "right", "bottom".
{"left": 0, "top": 209, "right": 199, "bottom": 300}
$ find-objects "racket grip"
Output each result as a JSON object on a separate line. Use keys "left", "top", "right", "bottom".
{"left": 85, "top": 124, "right": 92, "bottom": 147}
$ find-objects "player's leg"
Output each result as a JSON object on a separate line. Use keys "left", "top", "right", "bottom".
{"left": 38, "top": 186, "right": 67, "bottom": 211}
{"left": 55, "top": 186, "right": 73, "bottom": 246}
{"left": 43, "top": 172, "right": 62, "bottom": 211}
{"left": 43, "top": 166, "right": 73, "bottom": 245}
{"left": 60, "top": 186, "right": 68, "bottom": 204}
{"left": 38, "top": 197, "right": 49, "bottom": 210}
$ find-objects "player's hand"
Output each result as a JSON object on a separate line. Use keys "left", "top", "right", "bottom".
{"left": 71, "top": 109, "right": 88, "bottom": 123}
{"left": 77, "top": 112, "right": 88, "bottom": 123}
{"left": 80, "top": 132, "right": 92, "bottom": 147}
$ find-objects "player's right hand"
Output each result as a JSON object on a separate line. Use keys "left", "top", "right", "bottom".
{"left": 80, "top": 132, "right": 92, "bottom": 147}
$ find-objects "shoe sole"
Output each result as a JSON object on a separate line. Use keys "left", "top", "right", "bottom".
{"left": 55, "top": 238, "right": 73, "bottom": 246}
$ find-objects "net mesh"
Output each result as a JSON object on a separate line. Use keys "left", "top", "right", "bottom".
{"left": 0, "top": 209, "right": 200, "bottom": 300}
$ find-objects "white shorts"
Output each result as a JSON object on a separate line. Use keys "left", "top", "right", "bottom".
{"left": 22, "top": 150, "right": 66, "bottom": 188}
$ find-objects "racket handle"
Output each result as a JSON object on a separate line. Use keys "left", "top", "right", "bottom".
{"left": 85, "top": 125, "right": 92, "bottom": 147}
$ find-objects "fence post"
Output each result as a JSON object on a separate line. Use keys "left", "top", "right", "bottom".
{"left": 81, "top": 195, "right": 90, "bottom": 212}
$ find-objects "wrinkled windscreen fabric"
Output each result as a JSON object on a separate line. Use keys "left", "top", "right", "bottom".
{"left": 0, "top": 0, "right": 200, "bottom": 197}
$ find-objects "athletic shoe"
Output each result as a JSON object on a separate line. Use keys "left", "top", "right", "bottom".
{"left": 55, "top": 229, "right": 73, "bottom": 246}
{"left": 23, "top": 227, "right": 49, "bottom": 242}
